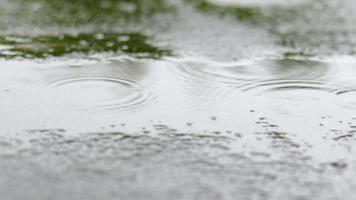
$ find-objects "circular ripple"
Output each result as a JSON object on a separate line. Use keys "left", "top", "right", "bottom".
{"left": 237, "top": 79, "right": 350, "bottom": 95}
{"left": 168, "top": 58, "right": 333, "bottom": 97}
{"left": 46, "top": 76, "right": 151, "bottom": 110}
{"left": 171, "top": 59, "right": 328, "bottom": 84}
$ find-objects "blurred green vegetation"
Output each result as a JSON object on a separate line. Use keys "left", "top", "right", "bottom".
{"left": 0, "top": 0, "right": 175, "bottom": 59}
{"left": 0, "top": 33, "right": 172, "bottom": 59}
{"left": 0, "top": 0, "right": 174, "bottom": 26}
{"left": 185, "top": 0, "right": 319, "bottom": 57}
{"left": 0, "top": 0, "right": 329, "bottom": 59}
{"left": 185, "top": 0, "right": 303, "bottom": 24}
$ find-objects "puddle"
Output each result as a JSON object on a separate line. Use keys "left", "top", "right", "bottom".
{"left": 2, "top": 0, "right": 356, "bottom": 199}
{"left": 1, "top": 56, "right": 356, "bottom": 136}
{"left": 2, "top": 53, "right": 356, "bottom": 200}
{"left": 2, "top": 56, "right": 356, "bottom": 199}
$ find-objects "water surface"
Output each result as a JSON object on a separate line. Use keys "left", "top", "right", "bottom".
{"left": 2, "top": 0, "right": 356, "bottom": 199}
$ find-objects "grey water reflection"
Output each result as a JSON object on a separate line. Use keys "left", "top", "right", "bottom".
{"left": 0, "top": 59, "right": 155, "bottom": 114}
{"left": 47, "top": 60, "right": 156, "bottom": 111}
{"left": 46, "top": 76, "right": 150, "bottom": 110}
{"left": 3, "top": 56, "right": 356, "bottom": 199}
{"left": 2, "top": 56, "right": 356, "bottom": 129}
{"left": 169, "top": 58, "right": 346, "bottom": 98}
{"left": 3, "top": 0, "right": 356, "bottom": 199}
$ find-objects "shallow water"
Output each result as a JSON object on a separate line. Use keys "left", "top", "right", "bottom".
{"left": 1, "top": 56, "right": 356, "bottom": 155}
{"left": 1, "top": 56, "right": 356, "bottom": 200}
{"left": 2, "top": 0, "right": 356, "bottom": 199}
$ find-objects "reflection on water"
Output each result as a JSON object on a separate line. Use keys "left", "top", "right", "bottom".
{"left": 172, "top": 59, "right": 328, "bottom": 81}
{"left": 1, "top": 56, "right": 356, "bottom": 128}
{"left": 2, "top": 56, "right": 356, "bottom": 199}
{"left": 169, "top": 58, "right": 353, "bottom": 97}
{"left": 2, "top": 0, "right": 356, "bottom": 199}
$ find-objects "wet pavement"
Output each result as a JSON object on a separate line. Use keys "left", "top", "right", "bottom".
{"left": 1, "top": 0, "right": 356, "bottom": 200}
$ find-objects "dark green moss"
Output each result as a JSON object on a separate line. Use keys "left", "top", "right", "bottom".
{"left": 0, "top": 33, "right": 172, "bottom": 59}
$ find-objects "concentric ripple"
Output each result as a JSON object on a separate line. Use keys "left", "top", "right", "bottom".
{"left": 236, "top": 79, "right": 350, "bottom": 95}
{"left": 46, "top": 76, "right": 152, "bottom": 111}
{"left": 172, "top": 59, "right": 328, "bottom": 83}
{"left": 168, "top": 58, "right": 337, "bottom": 97}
